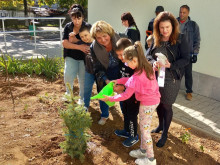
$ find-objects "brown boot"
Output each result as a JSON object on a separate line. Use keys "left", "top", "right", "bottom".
{"left": 186, "top": 93, "right": 192, "bottom": 101}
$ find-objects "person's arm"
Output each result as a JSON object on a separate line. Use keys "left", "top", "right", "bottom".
{"left": 193, "top": 22, "right": 201, "bottom": 55}
{"left": 118, "top": 32, "right": 127, "bottom": 38}
{"left": 68, "top": 33, "right": 80, "bottom": 43}
{"left": 109, "top": 87, "right": 135, "bottom": 102}
{"left": 100, "top": 87, "right": 135, "bottom": 102}
{"left": 62, "top": 40, "right": 89, "bottom": 54}
{"left": 69, "top": 32, "right": 81, "bottom": 43}
{"left": 68, "top": 35, "right": 75, "bottom": 43}
{"left": 127, "top": 29, "right": 140, "bottom": 43}
{"left": 90, "top": 45, "right": 109, "bottom": 84}
{"left": 62, "top": 24, "right": 89, "bottom": 54}
{"left": 170, "top": 34, "right": 190, "bottom": 70}
{"left": 116, "top": 77, "right": 129, "bottom": 85}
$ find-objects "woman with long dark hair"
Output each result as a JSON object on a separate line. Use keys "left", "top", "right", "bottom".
{"left": 121, "top": 12, "right": 140, "bottom": 43}
{"left": 147, "top": 11, "right": 190, "bottom": 147}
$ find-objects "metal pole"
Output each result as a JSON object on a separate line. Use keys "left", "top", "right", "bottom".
{"left": 59, "top": 18, "right": 62, "bottom": 46}
{"left": 2, "top": 19, "right": 7, "bottom": 54}
{"left": 33, "top": 19, "right": 37, "bottom": 50}
{"left": 0, "top": 17, "right": 66, "bottom": 56}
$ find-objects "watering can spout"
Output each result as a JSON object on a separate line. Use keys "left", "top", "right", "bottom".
{"left": 90, "top": 82, "right": 115, "bottom": 107}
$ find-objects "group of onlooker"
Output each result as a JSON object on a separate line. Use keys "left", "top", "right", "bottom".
{"left": 61, "top": 3, "right": 200, "bottom": 165}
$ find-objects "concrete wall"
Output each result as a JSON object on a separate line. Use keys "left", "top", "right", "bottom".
{"left": 88, "top": 0, "right": 220, "bottom": 101}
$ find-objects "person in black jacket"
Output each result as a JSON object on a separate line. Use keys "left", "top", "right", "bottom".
{"left": 62, "top": 4, "right": 91, "bottom": 104}
{"left": 146, "top": 11, "right": 190, "bottom": 148}
{"left": 90, "top": 20, "right": 121, "bottom": 125}
{"left": 177, "top": 5, "right": 201, "bottom": 101}
{"left": 121, "top": 12, "right": 140, "bottom": 43}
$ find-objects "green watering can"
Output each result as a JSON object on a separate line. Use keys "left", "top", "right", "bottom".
{"left": 90, "top": 82, "right": 115, "bottom": 107}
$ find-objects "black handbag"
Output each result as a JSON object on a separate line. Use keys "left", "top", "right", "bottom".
{"left": 85, "top": 53, "right": 94, "bottom": 74}
{"left": 95, "top": 72, "right": 106, "bottom": 92}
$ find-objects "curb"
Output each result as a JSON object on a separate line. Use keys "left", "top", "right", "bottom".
{"left": 173, "top": 117, "right": 220, "bottom": 143}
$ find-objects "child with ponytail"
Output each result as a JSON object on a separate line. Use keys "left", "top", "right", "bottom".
{"left": 100, "top": 41, "right": 160, "bottom": 165}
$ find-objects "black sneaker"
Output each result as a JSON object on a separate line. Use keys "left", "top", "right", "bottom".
{"left": 114, "top": 129, "right": 129, "bottom": 138}
{"left": 122, "top": 135, "right": 139, "bottom": 147}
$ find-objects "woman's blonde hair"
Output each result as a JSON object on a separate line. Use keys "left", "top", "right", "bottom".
{"left": 123, "top": 41, "right": 154, "bottom": 80}
{"left": 153, "top": 11, "right": 180, "bottom": 47}
{"left": 90, "top": 20, "right": 115, "bottom": 39}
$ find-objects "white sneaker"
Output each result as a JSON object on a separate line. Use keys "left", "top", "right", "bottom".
{"left": 77, "top": 99, "right": 84, "bottom": 105}
{"left": 129, "top": 149, "right": 146, "bottom": 158}
{"left": 98, "top": 117, "right": 108, "bottom": 125}
{"left": 135, "top": 157, "right": 156, "bottom": 165}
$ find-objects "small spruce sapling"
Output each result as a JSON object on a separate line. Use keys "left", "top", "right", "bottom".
{"left": 59, "top": 83, "right": 92, "bottom": 162}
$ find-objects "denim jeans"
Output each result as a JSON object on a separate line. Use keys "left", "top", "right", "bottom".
{"left": 184, "top": 62, "right": 193, "bottom": 93}
{"left": 64, "top": 57, "right": 85, "bottom": 99}
{"left": 84, "top": 71, "right": 95, "bottom": 108}
{"left": 83, "top": 71, "right": 109, "bottom": 118}
{"left": 99, "top": 100, "right": 109, "bottom": 118}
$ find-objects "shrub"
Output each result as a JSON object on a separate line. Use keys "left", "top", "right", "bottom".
{"left": 0, "top": 55, "right": 64, "bottom": 80}
{"left": 180, "top": 128, "right": 191, "bottom": 143}
{"left": 59, "top": 84, "right": 92, "bottom": 162}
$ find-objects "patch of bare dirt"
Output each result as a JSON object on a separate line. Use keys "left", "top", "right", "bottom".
{"left": 0, "top": 74, "right": 219, "bottom": 165}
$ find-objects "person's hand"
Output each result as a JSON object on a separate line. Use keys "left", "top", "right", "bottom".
{"left": 69, "top": 32, "right": 80, "bottom": 43}
{"left": 113, "top": 84, "right": 125, "bottom": 94}
{"left": 69, "top": 36, "right": 79, "bottom": 43}
{"left": 69, "top": 36, "right": 75, "bottom": 43}
{"left": 99, "top": 95, "right": 109, "bottom": 102}
{"left": 157, "top": 59, "right": 171, "bottom": 68}
{"left": 153, "top": 61, "right": 159, "bottom": 71}
{"left": 69, "top": 32, "right": 76, "bottom": 43}
{"left": 191, "top": 54, "right": 197, "bottom": 63}
{"left": 105, "top": 79, "right": 110, "bottom": 84}
{"left": 79, "top": 44, "right": 90, "bottom": 54}
{"left": 164, "top": 59, "right": 171, "bottom": 68}
{"left": 69, "top": 32, "right": 76, "bottom": 37}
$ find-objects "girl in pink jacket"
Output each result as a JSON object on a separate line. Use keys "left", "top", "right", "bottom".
{"left": 100, "top": 41, "right": 160, "bottom": 165}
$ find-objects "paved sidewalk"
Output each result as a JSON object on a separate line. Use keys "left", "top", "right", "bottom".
{"left": 0, "top": 32, "right": 62, "bottom": 59}
{"left": 173, "top": 90, "right": 220, "bottom": 141}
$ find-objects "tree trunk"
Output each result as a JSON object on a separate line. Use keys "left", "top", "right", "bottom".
{"left": 23, "top": 0, "right": 28, "bottom": 26}
{"left": 24, "top": 0, "right": 28, "bottom": 17}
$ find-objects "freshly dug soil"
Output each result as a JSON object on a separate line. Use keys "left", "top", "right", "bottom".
{"left": 0, "top": 74, "right": 219, "bottom": 165}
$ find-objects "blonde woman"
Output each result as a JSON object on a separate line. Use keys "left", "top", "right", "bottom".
{"left": 90, "top": 21, "right": 120, "bottom": 125}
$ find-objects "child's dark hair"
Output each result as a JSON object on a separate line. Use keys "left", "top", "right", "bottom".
{"left": 68, "top": 4, "right": 84, "bottom": 18}
{"left": 79, "top": 24, "right": 92, "bottom": 33}
{"left": 116, "top": 38, "right": 132, "bottom": 51}
{"left": 123, "top": 41, "right": 154, "bottom": 80}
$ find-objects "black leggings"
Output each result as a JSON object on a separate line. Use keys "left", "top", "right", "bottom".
{"left": 122, "top": 94, "right": 140, "bottom": 137}
{"left": 156, "top": 103, "right": 173, "bottom": 137}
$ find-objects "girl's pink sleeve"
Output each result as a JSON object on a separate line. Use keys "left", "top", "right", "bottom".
{"left": 116, "top": 77, "right": 129, "bottom": 85}
{"left": 109, "top": 87, "right": 135, "bottom": 102}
